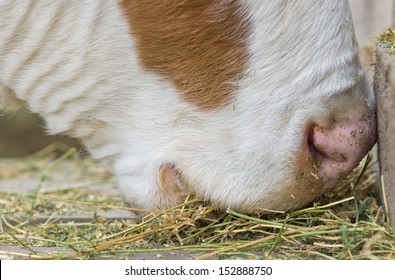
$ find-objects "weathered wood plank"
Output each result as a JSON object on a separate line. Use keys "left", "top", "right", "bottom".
{"left": 374, "top": 44, "right": 395, "bottom": 237}
{"left": 0, "top": 246, "right": 196, "bottom": 260}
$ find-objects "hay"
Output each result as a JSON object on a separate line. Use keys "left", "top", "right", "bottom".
{"left": 0, "top": 146, "right": 394, "bottom": 260}
{"left": 377, "top": 28, "right": 395, "bottom": 54}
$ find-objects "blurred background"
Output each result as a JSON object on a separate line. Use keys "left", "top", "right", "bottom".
{"left": 0, "top": 0, "right": 394, "bottom": 158}
{"left": 350, "top": 0, "right": 395, "bottom": 44}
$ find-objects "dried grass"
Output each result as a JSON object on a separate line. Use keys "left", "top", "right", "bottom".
{"left": 377, "top": 28, "right": 395, "bottom": 54}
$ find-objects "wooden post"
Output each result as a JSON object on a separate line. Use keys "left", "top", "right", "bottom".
{"left": 375, "top": 44, "right": 395, "bottom": 237}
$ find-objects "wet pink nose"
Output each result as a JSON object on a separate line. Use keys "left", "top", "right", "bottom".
{"left": 308, "top": 118, "right": 376, "bottom": 178}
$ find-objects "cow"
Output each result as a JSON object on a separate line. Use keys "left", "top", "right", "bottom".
{"left": 0, "top": 0, "right": 376, "bottom": 212}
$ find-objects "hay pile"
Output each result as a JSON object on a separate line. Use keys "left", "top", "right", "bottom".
{"left": 377, "top": 28, "right": 395, "bottom": 54}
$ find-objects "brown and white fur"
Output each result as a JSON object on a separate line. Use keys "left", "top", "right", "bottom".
{"left": 0, "top": 0, "right": 376, "bottom": 212}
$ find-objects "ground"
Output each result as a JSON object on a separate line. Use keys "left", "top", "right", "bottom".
{"left": 0, "top": 144, "right": 394, "bottom": 260}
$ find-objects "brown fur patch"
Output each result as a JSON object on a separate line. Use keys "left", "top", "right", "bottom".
{"left": 119, "top": 0, "right": 250, "bottom": 110}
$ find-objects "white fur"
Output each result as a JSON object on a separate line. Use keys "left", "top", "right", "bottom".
{"left": 0, "top": 0, "right": 375, "bottom": 211}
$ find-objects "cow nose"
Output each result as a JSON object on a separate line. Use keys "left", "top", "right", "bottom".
{"left": 308, "top": 118, "right": 376, "bottom": 178}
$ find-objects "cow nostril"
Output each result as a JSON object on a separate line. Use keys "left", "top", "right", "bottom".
{"left": 307, "top": 125, "right": 346, "bottom": 163}
{"left": 305, "top": 117, "right": 376, "bottom": 180}
{"left": 308, "top": 129, "right": 321, "bottom": 157}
